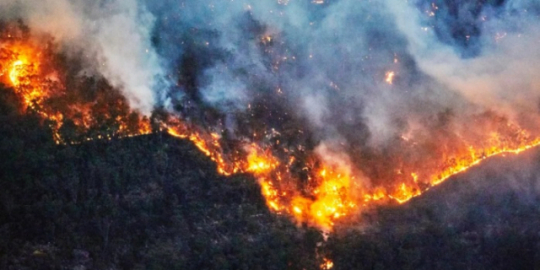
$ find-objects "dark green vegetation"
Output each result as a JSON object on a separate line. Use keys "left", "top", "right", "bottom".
{"left": 329, "top": 151, "right": 540, "bottom": 270}
{"left": 1, "top": 83, "right": 540, "bottom": 270}
{"left": 0, "top": 86, "right": 322, "bottom": 269}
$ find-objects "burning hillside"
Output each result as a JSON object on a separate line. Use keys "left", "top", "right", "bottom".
{"left": 1, "top": 0, "right": 540, "bottom": 233}
{"left": 0, "top": 23, "right": 151, "bottom": 143}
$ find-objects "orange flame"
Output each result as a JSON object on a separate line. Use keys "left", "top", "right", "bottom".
{"left": 385, "top": 71, "right": 395, "bottom": 85}
{"left": 320, "top": 258, "right": 334, "bottom": 270}
{"left": 2, "top": 43, "right": 47, "bottom": 110}
{"left": 9, "top": 60, "right": 24, "bottom": 85}
{"left": 389, "top": 136, "right": 540, "bottom": 203}
{"left": 2, "top": 38, "right": 153, "bottom": 143}
{"left": 4, "top": 31, "right": 540, "bottom": 232}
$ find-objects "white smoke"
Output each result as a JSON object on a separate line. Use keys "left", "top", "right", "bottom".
{"left": 386, "top": 0, "right": 540, "bottom": 124}
{"left": 0, "top": 0, "right": 168, "bottom": 115}
{"left": 4, "top": 0, "right": 540, "bottom": 175}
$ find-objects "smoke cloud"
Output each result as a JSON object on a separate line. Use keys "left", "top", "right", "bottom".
{"left": 144, "top": 0, "right": 540, "bottom": 190}
{"left": 3, "top": 0, "right": 540, "bottom": 191}
{"left": 388, "top": 0, "right": 540, "bottom": 127}
{"left": 0, "top": 0, "right": 168, "bottom": 115}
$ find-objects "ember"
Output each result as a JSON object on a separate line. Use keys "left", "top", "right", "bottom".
{"left": 1, "top": 0, "right": 540, "bottom": 232}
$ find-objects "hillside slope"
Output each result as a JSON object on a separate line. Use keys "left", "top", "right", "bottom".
{"left": 329, "top": 149, "right": 540, "bottom": 269}
{"left": 3, "top": 83, "right": 540, "bottom": 270}
{"left": 0, "top": 88, "right": 322, "bottom": 270}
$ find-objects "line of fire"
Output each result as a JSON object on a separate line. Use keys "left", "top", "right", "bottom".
{"left": 2, "top": 21, "right": 540, "bottom": 237}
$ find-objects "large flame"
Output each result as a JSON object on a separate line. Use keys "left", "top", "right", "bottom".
{"left": 2, "top": 43, "right": 46, "bottom": 108}
{"left": 320, "top": 258, "right": 334, "bottom": 270}
{"left": 1, "top": 34, "right": 151, "bottom": 143}
{"left": 3, "top": 30, "right": 540, "bottom": 232}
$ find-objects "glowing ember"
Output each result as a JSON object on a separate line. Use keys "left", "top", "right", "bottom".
{"left": 1, "top": 35, "right": 155, "bottom": 144}
{"left": 390, "top": 137, "right": 540, "bottom": 203}
{"left": 167, "top": 124, "right": 241, "bottom": 176}
{"left": 246, "top": 144, "right": 280, "bottom": 174}
{"left": 4, "top": 27, "right": 540, "bottom": 232}
{"left": 385, "top": 71, "right": 395, "bottom": 85}
{"left": 320, "top": 258, "right": 334, "bottom": 270}
{"left": 2, "top": 43, "right": 47, "bottom": 111}
{"left": 296, "top": 165, "right": 357, "bottom": 229}
{"left": 9, "top": 60, "right": 24, "bottom": 85}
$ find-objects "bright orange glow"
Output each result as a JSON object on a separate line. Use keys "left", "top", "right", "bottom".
{"left": 1, "top": 41, "right": 66, "bottom": 142}
{"left": 167, "top": 124, "right": 237, "bottom": 176}
{"left": 246, "top": 144, "right": 280, "bottom": 174}
{"left": 299, "top": 165, "right": 356, "bottom": 230}
{"left": 385, "top": 71, "right": 395, "bottom": 84}
{"left": 260, "top": 180, "right": 282, "bottom": 211}
{"left": 320, "top": 258, "right": 334, "bottom": 270}
{"left": 364, "top": 187, "right": 386, "bottom": 202}
{"left": 390, "top": 136, "right": 540, "bottom": 203}
{"left": 4, "top": 30, "right": 540, "bottom": 232}
{"left": 9, "top": 60, "right": 24, "bottom": 85}
{"left": 1, "top": 36, "right": 155, "bottom": 144}
{"left": 2, "top": 43, "right": 46, "bottom": 111}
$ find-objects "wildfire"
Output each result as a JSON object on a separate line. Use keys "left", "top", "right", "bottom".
{"left": 295, "top": 165, "right": 357, "bottom": 229}
{"left": 4, "top": 27, "right": 540, "bottom": 232}
{"left": 168, "top": 116, "right": 540, "bottom": 230}
{"left": 1, "top": 34, "right": 153, "bottom": 143}
{"left": 246, "top": 144, "right": 280, "bottom": 174}
{"left": 167, "top": 123, "right": 243, "bottom": 176}
{"left": 320, "top": 258, "right": 334, "bottom": 270}
{"left": 9, "top": 60, "right": 24, "bottom": 85}
{"left": 385, "top": 71, "right": 395, "bottom": 85}
{"left": 389, "top": 136, "right": 540, "bottom": 203}
{"left": 2, "top": 43, "right": 47, "bottom": 110}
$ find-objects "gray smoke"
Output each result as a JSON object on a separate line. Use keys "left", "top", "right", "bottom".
{"left": 388, "top": 0, "right": 540, "bottom": 127}
{"left": 144, "top": 0, "right": 540, "bottom": 189}
{"left": 0, "top": 0, "right": 169, "bottom": 115}
{"left": 3, "top": 0, "right": 540, "bottom": 187}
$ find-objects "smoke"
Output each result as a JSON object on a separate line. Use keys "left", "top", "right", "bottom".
{"left": 3, "top": 0, "right": 540, "bottom": 192}
{"left": 144, "top": 0, "right": 540, "bottom": 190}
{"left": 0, "top": 0, "right": 168, "bottom": 115}
{"left": 388, "top": 0, "right": 540, "bottom": 128}
{"left": 145, "top": 0, "right": 463, "bottom": 143}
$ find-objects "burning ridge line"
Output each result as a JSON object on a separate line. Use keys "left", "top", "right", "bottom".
{"left": 390, "top": 138, "right": 540, "bottom": 204}
{"left": 3, "top": 34, "right": 540, "bottom": 233}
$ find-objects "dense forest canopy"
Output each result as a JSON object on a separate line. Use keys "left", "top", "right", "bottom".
{"left": 1, "top": 81, "right": 540, "bottom": 269}
{"left": 1, "top": 0, "right": 540, "bottom": 268}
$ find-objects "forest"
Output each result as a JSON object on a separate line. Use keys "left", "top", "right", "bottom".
{"left": 1, "top": 82, "right": 539, "bottom": 269}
